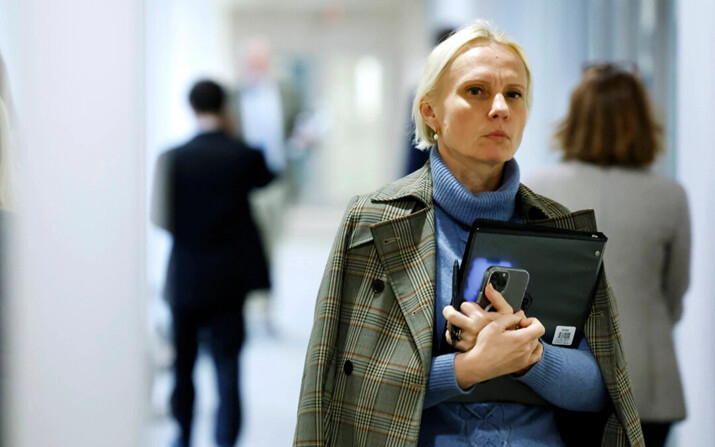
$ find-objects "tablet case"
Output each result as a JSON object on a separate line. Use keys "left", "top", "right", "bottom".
{"left": 446, "top": 218, "right": 607, "bottom": 405}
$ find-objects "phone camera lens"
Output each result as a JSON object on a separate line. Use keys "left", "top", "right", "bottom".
{"left": 490, "top": 271, "right": 509, "bottom": 292}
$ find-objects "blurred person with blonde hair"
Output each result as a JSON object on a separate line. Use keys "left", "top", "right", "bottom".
{"left": 527, "top": 63, "right": 690, "bottom": 447}
{"left": 295, "top": 21, "right": 643, "bottom": 447}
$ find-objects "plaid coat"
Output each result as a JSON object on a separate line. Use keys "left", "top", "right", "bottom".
{"left": 294, "top": 164, "right": 644, "bottom": 447}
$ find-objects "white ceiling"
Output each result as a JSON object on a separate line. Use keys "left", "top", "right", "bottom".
{"left": 215, "top": 0, "right": 412, "bottom": 15}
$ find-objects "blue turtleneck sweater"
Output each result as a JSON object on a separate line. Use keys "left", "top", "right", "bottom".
{"left": 418, "top": 148, "right": 608, "bottom": 447}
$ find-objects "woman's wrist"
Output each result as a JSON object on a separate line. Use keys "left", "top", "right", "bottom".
{"left": 454, "top": 352, "right": 484, "bottom": 389}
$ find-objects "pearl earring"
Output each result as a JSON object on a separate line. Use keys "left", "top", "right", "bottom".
{"left": 434, "top": 133, "right": 439, "bottom": 141}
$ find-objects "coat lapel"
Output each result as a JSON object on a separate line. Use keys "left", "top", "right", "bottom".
{"left": 371, "top": 206, "right": 436, "bottom": 372}
{"left": 369, "top": 165, "right": 436, "bottom": 372}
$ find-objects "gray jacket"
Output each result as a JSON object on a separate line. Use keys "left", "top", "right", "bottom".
{"left": 526, "top": 161, "right": 690, "bottom": 422}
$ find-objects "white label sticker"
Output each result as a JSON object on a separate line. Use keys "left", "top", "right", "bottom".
{"left": 552, "top": 326, "right": 576, "bottom": 346}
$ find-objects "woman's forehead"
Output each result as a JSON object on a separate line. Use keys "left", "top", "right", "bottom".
{"left": 446, "top": 42, "right": 528, "bottom": 85}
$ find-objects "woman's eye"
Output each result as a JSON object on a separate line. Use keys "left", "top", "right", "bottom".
{"left": 467, "top": 87, "right": 483, "bottom": 96}
{"left": 507, "top": 91, "right": 523, "bottom": 99}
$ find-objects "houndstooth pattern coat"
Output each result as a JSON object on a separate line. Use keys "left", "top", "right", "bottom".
{"left": 294, "top": 163, "right": 644, "bottom": 447}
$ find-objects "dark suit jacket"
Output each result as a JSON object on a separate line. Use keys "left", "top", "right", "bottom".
{"left": 151, "top": 130, "right": 275, "bottom": 311}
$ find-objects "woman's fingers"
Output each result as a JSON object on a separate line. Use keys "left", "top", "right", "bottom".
{"left": 459, "top": 301, "right": 498, "bottom": 326}
{"left": 484, "top": 283, "right": 514, "bottom": 314}
{"left": 489, "top": 310, "right": 525, "bottom": 331}
{"left": 531, "top": 339, "right": 544, "bottom": 362}
{"left": 444, "top": 328, "right": 476, "bottom": 351}
{"left": 459, "top": 300, "right": 481, "bottom": 317}
{"left": 442, "top": 305, "right": 474, "bottom": 330}
{"left": 443, "top": 296, "right": 527, "bottom": 353}
{"left": 516, "top": 316, "right": 546, "bottom": 339}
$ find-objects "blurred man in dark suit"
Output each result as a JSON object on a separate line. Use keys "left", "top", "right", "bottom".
{"left": 151, "top": 79, "right": 274, "bottom": 447}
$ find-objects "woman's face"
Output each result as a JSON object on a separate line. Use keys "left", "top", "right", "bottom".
{"left": 422, "top": 42, "right": 529, "bottom": 173}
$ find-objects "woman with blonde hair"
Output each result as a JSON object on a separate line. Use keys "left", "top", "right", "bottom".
{"left": 528, "top": 63, "right": 689, "bottom": 447}
{"left": 295, "top": 23, "right": 643, "bottom": 446}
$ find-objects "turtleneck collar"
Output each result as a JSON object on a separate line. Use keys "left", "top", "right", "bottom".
{"left": 430, "top": 146, "right": 521, "bottom": 226}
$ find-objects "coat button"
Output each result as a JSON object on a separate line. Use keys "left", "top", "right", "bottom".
{"left": 344, "top": 360, "right": 353, "bottom": 376}
{"left": 371, "top": 279, "right": 385, "bottom": 293}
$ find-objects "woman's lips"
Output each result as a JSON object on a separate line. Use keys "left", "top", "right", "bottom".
{"left": 487, "top": 130, "right": 508, "bottom": 141}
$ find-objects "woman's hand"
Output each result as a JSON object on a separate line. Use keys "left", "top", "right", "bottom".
{"left": 509, "top": 316, "right": 544, "bottom": 376}
{"left": 443, "top": 283, "right": 515, "bottom": 351}
{"left": 453, "top": 312, "right": 545, "bottom": 389}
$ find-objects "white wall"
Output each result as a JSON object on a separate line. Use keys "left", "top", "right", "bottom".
{"left": 673, "top": 0, "right": 715, "bottom": 444}
{"left": 0, "top": 1, "right": 147, "bottom": 446}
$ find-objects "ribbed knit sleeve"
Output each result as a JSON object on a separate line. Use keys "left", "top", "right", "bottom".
{"left": 424, "top": 354, "right": 476, "bottom": 409}
{"left": 516, "top": 338, "right": 609, "bottom": 411}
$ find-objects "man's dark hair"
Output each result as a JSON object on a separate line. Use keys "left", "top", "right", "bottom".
{"left": 188, "top": 79, "right": 225, "bottom": 114}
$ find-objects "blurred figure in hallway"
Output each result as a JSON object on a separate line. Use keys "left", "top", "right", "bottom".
{"left": 233, "top": 37, "right": 302, "bottom": 177}
{"left": 230, "top": 37, "right": 303, "bottom": 337}
{"left": 526, "top": 63, "right": 690, "bottom": 447}
{"left": 151, "top": 79, "right": 274, "bottom": 447}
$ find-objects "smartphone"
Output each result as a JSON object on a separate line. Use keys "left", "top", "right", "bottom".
{"left": 476, "top": 266, "right": 530, "bottom": 312}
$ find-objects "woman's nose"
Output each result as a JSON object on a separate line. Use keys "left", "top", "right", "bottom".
{"left": 489, "top": 93, "right": 509, "bottom": 119}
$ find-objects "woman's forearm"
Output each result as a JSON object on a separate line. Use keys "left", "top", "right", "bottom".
{"left": 516, "top": 338, "right": 609, "bottom": 411}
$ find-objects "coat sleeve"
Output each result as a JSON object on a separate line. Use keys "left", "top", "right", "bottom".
{"left": 662, "top": 184, "right": 691, "bottom": 322}
{"left": 244, "top": 147, "right": 275, "bottom": 189}
{"left": 293, "top": 196, "right": 359, "bottom": 447}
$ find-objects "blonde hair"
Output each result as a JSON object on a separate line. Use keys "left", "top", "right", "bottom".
{"left": 411, "top": 20, "right": 532, "bottom": 150}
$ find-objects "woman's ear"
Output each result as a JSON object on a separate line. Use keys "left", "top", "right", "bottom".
{"left": 419, "top": 97, "right": 439, "bottom": 134}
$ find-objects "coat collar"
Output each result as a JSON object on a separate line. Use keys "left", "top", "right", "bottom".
{"left": 370, "top": 161, "right": 587, "bottom": 228}
{"left": 517, "top": 183, "right": 599, "bottom": 232}
{"left": 371, "top": 161, "right": 433, "bottom": 207}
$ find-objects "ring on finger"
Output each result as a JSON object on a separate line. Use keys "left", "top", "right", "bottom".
{"left": 451, "top": 326, "right": 462, "bottom": 343}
